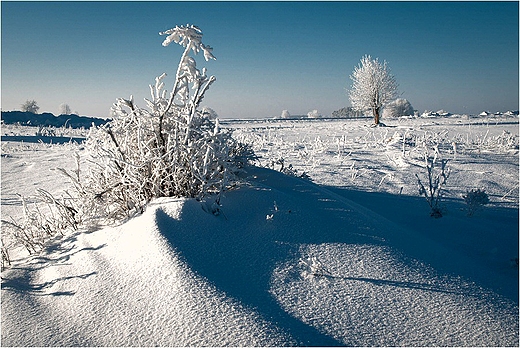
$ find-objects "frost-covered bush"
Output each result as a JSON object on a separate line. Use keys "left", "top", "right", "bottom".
{"left": 462, "top": 189, "right": 490, "bottom": 216}
{"left": 468, "top": 130, "right": 519, "bottom": 154}
{"left": 307, "top": 109, "right": 321, "bottom": 118}
{"left": 280, "top": 110, "right": 291, "bottom": 119}
{"left": 1, "top": 188, "right": 79, "bottom": 257}
{"left": 36, "top": 125, "right": 57, "bottom": 137}
{"left": 269, "top": 157, "right": 310, "bottom": 180}
{"left": 300, "top": 256, "right": 331, "bottom": 279}
{"left": 415, "top": 153, "right": 450, "bottom": 218}
{"left": 382, "top": 98, "right": 414, "bottom": 118}
{"left": 1, "top": 26, "right": 255, "bottom": 263}
{"left": 65, "top": 24, "right": 254, "bottom": 221}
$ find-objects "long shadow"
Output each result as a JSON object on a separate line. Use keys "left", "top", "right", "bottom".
{"left": 313, "top": 273, "right": 480, "bottom": 297}
{"left": 324, "top": 185, "right": 519, "bottom": 304}
{"left": 29, "top": 244, "right": 107, "bottom": 267}
{"left": 1, "top": 135, "right": 85, "bottom": 144}
{"left": 9, "top": 230, "right": 107, "bottom": 269}
{"left": 2, "top": 231, "right": 105, "bottom": 297}
{"left": 1, "top": 271, "right": 97, "bottom": 296}
{"left": 154, "top": 166, "right": 518, "bottom": 345}
{"left": 155, "top": 208, "right": 343, "bottom": 346}
{"left": 156, "top": 167, "right": 474, "bottom": 345}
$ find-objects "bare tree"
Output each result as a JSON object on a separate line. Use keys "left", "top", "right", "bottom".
{"left": 59, "top": 103, "right": 72, "bottom": 115}
{"left": 348, "top": 55, "right": 398, "bottom": 125}
{"left": 21, "top": 100, "right": 40, "bottom": 113}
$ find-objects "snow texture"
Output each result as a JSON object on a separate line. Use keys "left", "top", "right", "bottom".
{"left": 1, "top": 117, "right": 518, "bottom": 346}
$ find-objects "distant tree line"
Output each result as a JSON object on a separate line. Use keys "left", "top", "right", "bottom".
{"left": 331, "top": 107, "right": 365, "bottom": 118}
{"left": 3, "top": 99, "right": 107, "bottom": 128}
{"left": 1, "top": 111, "right": 108, "bottom": 128}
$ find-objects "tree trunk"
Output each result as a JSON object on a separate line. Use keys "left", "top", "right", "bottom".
{"left": 373, "top": 107, "right": 380, "bottom": 125}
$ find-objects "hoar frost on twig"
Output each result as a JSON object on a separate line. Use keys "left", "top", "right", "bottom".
{"left": 2, "top": 25, "right": 256, "bottom": 266}
{"left": 415, "top": 151, "right": 450, "bottom": 218}
{"left": 300, "top": 256, "right": 332, "bottom": 279}
{"left": 76, "top": 24, "right": 255, "bottom": 221}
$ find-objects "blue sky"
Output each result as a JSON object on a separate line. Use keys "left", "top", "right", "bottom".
{"left": 2, "top": 1, "right": 518, "bottom": 118}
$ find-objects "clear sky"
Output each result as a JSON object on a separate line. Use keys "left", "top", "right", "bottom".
{"left": 1, "top": 1, "right": 518, "bottom": 118}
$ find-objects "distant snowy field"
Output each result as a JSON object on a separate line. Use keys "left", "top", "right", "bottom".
{"left": 1, "top": 116, "right": 519, "bottom": 346}
{"left": 227, "top": 116, "right": 519, "bottom": 205}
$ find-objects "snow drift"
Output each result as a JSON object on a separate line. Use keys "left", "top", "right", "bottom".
{"left": 2, "top": 166, "right": 518, "bottom": 346}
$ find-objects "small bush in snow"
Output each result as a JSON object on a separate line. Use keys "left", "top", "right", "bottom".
{"left": 69, "top": 24, "right": 253, "bottom": 221}
{"left": 462, "top": 189, "right": 490, "bottom": 216}
{"left": 382, "top": 98, "right": 414, "bottom": 118}
{"left": 1, "top": 24, "right": 256, "bottom": 261}
{"left": 300, "top": 256, "right": 331, "bottom": 279}
{"left": 307, "top": 109, "right": 321, "bottom": 118}
{"left": 415, "top": 153, "right": 450, "bottom": 218}
{"left": 1, "top": 240, "right": 11, "bottom": 270}
{"left": 1, "top": 188, "right": 79, "bottom": 257}
{"left": 270, "top": 157, "right": 310, "bottom": 180}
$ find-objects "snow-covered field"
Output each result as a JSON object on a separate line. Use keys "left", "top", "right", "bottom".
{"left": 1, "top": 116, "right": 519, "bottom": 346}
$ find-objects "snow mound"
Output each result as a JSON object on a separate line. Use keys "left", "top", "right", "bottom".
{"left": 2, "top": 166, "right": 518, "bottom": 346}
{"left": 1, "top": 196, "right": 293, "bottom": 346}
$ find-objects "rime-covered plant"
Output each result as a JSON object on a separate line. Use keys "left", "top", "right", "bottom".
{"left": 1, "top": 189, "right": 79, "bottom": 256}
{"left": 270, "top": 157, "right": 310, "bottom": 180}
{"left": 300, "top": 256, "right": 331, "bottom": 279}
{"left": 76, "top": 24, "right": 251, "bottom": 221}
{"left": 307, "top": 109, "right": 321, "bottom": 118}
{"left": 415, "top": 153, "right": 450, "bottom": 218}
{"left": 382, "top": 98, "right": 414, "bottom": 118}
{"left": 462, "top": 189, "right": 489, "bottom": 216}
{"left": 349, "top": 55, "right": 399, "bottom": 125}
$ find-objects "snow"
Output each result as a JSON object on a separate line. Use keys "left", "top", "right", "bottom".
{"left": 1, "top": 117, "right": 519, "bottom": 346}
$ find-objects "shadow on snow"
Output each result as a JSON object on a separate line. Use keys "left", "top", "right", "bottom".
{"left": 154, "top": 166, "right": 519, "bottom": 344}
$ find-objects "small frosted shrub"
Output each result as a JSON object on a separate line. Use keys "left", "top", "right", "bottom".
{"left": 270, "top": 157, "right": 310, "bottom": 180}
{"left": 1, "top": 25, "right": 256, "bottom": 264}
{"left": 415, "top": 153, "right": 450, "bottom": 218}
{"left": 300, "top": 256, "right": 331, "bottom": 279}
{"left": 1, "top": 188, "right": 79, "bottom": 258}
{"left": 462, "top": 189, "right": 489, "bottom": 216}
{"left": 1, "top": 238, "right": 11, "bottom": 270}
{"left": 73, "top": 24, "right": 254, "bottom": 221}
